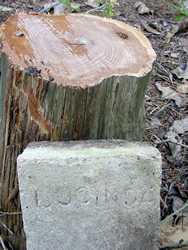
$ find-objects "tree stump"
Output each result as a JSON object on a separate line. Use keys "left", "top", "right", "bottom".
{"left": 0, "top": 13, "right": 156, "bottom": 249}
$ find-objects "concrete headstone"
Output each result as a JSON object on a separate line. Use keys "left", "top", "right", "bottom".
{"left": 17, "top": 140, "right": 161, "bottom": 250}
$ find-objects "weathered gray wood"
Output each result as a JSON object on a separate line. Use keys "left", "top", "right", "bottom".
{"left": 0, "top": 13, "right": 156, "bottom": 249}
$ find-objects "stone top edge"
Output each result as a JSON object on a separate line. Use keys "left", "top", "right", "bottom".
{"left": 17, "top": 140, "right": 161, "bottom": 163}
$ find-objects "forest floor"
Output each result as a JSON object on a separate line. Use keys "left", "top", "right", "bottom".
{"left": 0, "top": 0, "right": 188, "bottom": 249}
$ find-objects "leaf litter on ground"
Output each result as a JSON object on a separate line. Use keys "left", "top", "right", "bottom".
{"left": 155, "top": 82, "right": 186, "bottom": 108}
{"left": 134, "top": 1, "right": 152, "bottom": 15}
{"left": 164, "top": 117, "right": 188, "bottom": 163}
{"left": 172, "top": 62, "right": 188, "bottom": 80}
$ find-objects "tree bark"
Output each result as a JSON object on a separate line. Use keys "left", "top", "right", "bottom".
{"left": 0, "top": 13, "right": 156, "bottom": 249}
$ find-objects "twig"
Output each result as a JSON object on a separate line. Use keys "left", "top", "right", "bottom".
{"left": 149, "top": 106, "right": 160, "bottom": 115}
{"left": 150, "top": 103, "right": 171, "bottom": 116}
{"left": 153, "top": 134, "right": 163, "bottom": 144}
{"left": 0, "top": 221, "right": 14, "bottom": 235}
{"left": 181, "top": 209, "right": 184, "bottom": 231}
{"left": 161, "top": 196, "right": 168, "bottom": 209}
{"left": 156, "top": 73, "right": 172, "bottom": 83}
{"left": 166, "top": 141, "right": 188, "bottom": 149}
{"left": 155, "top": 62, "right": 173, "bottom": 84}
{"left": 157, "top": 140, "right": 188, "bottom": 149}
{"left": 86, "top": 4, "right": 105, "bottom": 13}
{"left": 161, "top": 202, "right": 188, "bottom": 224}
{"left": 171, "top": 141, "right": 188, "bottom": 149}
{"left": 0, "top": 235, "right": 7, "bottom": 250}
{"left": 160, "top": 240, "right": 188, "bottom": 249}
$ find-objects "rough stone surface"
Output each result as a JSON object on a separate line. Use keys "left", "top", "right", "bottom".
{"left": 17, "top": 140, "right": 161, "bottom": 250}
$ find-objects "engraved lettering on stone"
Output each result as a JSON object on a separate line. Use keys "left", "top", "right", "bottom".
{"left": 38, "top": 189, "right": 52, "bottom": 208}
{"left": 38, "top": 184, "right": 153, "bottom": 208}
{"left": 124, "top": 189, "right": 144, "bottom": 208}
{"left": 75, "top": 186, "right": 91, "bottom": 205}
{"left": 55, "top": 186, "right": 71, "bottom": 206}
{"left": 34, "top": 190, "right": 38, "bottom": 207}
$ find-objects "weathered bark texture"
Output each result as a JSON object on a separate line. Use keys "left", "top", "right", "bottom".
{"left": 0, "top": 13, "right": 156, "bottom": 249}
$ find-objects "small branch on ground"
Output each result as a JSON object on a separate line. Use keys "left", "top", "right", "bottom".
{"left": 0, "top": 221, "right": 14, "bottom": 235}
{"left": 86, "top": 4, "right": 105, "bottom": 13}
{"left": 161, "top": 202, "right": 188, "bottom": 224}
{"left": 0, "top": 235, "right": 7, "bottom": 250}
{"left": 161, "top": 196, "right": 168, "bottom": 209}
{"left": 158, "top": 140, "right": 188, "bottom": 149}
{"left": 160, "top": 240, "right": 188, "bottom": 249}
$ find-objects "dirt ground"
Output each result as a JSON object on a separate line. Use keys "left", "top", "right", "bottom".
{"left": 0, "top": 0, "right": 187, "bottom": 249}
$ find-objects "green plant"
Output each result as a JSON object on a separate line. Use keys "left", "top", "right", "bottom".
{"left": 98, "top": 0, "right": 117, "bottom": 17}
{"left": 175, "top": 0, "right": 188, "bottom": 21}
{"left": 59, "top": 0, "right": 70, "bottom": 6}
{"left": 70, "top": 2, "right": 80, "bottom": 12}
{"left": 104, "top": 0, "right": 115, "bottom": 17}
{"left": 59, "top": 0, "right": 116, "bottom": 17}
{"left": 59, "top": 0, "right": 71, "bottom": 10}
{"left": 59, "top": 0, "right": 80, "bottom": 12}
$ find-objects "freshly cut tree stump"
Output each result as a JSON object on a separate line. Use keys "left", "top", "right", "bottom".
{"left": 0, "top": 13, "right": 156, "bottom": 249}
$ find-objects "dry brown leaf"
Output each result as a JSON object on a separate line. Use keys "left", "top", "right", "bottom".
{"left": 134, "top": 1, "right": 152, "bottom": 15}
{"left": 177, "top": 83, "right": 188, "bottom": 94}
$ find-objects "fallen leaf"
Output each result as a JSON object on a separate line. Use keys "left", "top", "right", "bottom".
{"left": 170, "top": 117, "right": 188, "bottom": 134}
{"left": 172, "top": 196, "right": 184, "bottom": 213}
{"left": 86, "top": 0, "right": 99, "bottom": 8}
{"left": 171, "top": 53, "right": 179, "bottom": 59}
{"left": 141, "top": 21, "right": 160, "bottom": 35}
{"left": 181, "top": 37, "right": 188, "bottom": 53}
{"left": 0, "top": 5, "right": 12, "bottom": 12}
{"left": 168, "top": 182, "right": 182, "bottom": 198}
{"left": 177, "top": 83, "right": 188, "bottom": 94}
{"left": 165, "top": 130, "right": 182, "bottom": 162}
{"left": 165, "top": 117, "right": 188, "bottom": 162}
{"left": 155, "top": 82, "right": 185, "bottom": 107}
{"left": 150, "top": 117, "right": 161, "bottom": 128}
{"left": 165, "top": 25, "right": 179, "bottom": 43}
{"left": 39, "top": 2, "right": 64, "bottom": 14}
{"left": 134, "top": 1, "right": 151, "bottom": 15}
{"left": 166, "top": 17, "right": 188, "bottom": 44}
{"left": 172, "top": 63, "right": 188, "bottom": 80}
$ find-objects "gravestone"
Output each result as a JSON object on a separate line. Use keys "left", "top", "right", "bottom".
{"left": 17, "top": 140, "right": 161, "bottom": 250}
